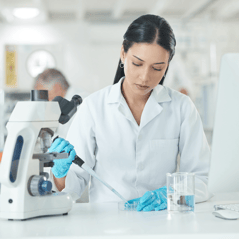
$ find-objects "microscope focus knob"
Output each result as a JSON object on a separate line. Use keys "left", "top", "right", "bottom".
{"left": 40, "top": 181, "right": 52, "bottom": 194}
{"left": 28, "top": 176, "right": 52, "bottom": 196}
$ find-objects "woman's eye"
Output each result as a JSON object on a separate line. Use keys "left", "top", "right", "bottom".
{"left": 132, "top": 62, "right": 162, "bottom": 71}
{"left": 153, "top": 68, "right": 162, "bottom": 71}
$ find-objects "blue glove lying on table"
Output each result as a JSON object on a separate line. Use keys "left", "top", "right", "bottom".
{"left": 128, "top": 186, "right": 167, "bottom": 212}
{"left": 48, "top": 137, "right": 76, "bottom": 178}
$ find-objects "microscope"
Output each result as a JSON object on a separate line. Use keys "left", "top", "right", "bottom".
{"left": 0, "top": 90, "right": 82, "bottom": 220}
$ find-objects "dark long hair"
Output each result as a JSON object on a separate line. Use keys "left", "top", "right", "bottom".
{"left": 113, "top": 14, "right": 176, "bottom": 85}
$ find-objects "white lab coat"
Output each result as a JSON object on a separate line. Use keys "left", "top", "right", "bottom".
{"left": 64, "top": 77, "right": 211, "bottom": 203}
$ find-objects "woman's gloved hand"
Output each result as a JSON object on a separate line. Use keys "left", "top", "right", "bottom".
{"left": 128, "top": 186, "right": 167, "bottom": 212}
{"left": 48, "top": 137, "right": 76, "bottom": 178}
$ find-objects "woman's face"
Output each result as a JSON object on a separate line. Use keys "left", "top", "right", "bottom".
{"left": 120, "top": 42, "right": 169, "bottom": 96}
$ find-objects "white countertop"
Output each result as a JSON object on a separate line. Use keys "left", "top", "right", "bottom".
{"left": 1, "top": 192, "right": 239, "bottom": 239}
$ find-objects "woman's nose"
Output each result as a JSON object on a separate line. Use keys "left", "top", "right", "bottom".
{"left": 140, "top": 68, "right": 150, "bottom": 84}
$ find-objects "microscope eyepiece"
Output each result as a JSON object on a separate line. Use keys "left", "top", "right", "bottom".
{"left": 52, "top": 94, "right": 82, "bottom": 124}
{"left": 71, "top": 95, "right": 82, "bottom": 106}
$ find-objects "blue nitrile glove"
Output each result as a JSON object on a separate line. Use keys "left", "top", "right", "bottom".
{"left": 129, "top": 186, "right": 167, "bottom": 212}
{"left": 127, "top": 197, "right": 141, "bottom": 205}
{"left": 48, "top": 137, "right": 76, "bottom": 178}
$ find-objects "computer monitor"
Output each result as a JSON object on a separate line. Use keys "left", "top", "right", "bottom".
{"left": 208, "top": 53, "right": 239, "bottom": 193}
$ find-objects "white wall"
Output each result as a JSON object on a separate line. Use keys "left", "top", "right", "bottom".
{"left": 1, "top": 20, "right": 239, "bottom": 93}
{"left": 0, "top": 22, "right": 127, "bottom": 93}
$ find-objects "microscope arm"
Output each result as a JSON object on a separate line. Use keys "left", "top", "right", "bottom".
{"left": 33, "top": 152, "right": 68, "bottom": 162}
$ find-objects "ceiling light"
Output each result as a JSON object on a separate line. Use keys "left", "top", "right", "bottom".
{"left": 13, "top": 8, "right": 40, "bottom": 19}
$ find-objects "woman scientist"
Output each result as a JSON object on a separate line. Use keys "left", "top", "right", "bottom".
{"left": 49, "top": 14, "right": 210, "bottom": 211}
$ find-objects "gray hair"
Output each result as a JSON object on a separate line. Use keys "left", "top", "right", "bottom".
{"left": 34, "top": 68, "right": 69, "bottom": 90}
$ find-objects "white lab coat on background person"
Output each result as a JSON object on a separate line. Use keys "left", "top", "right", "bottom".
{"left": 63, "top": 77, "right": 211, "bottom": 203}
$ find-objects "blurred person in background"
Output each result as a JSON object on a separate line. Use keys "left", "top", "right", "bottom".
{"left": 34, "top": 68, "right": 89, "bottom": 202}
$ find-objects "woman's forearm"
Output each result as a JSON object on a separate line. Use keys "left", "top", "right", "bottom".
{"left": 53, "top": 175, "right": 66, "bottom": 191}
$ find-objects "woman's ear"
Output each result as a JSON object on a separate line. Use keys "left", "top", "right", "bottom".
{"left": 120, "top": 45, "right": 125, "bottom": 64}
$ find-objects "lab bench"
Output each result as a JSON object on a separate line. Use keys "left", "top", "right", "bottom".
{"left": 0, "top": 192, "right": 239, "bottom": 239}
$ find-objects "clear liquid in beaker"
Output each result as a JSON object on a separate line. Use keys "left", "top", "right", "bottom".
{"left": 167, "top": 194, "right": 195, "bottom": 213}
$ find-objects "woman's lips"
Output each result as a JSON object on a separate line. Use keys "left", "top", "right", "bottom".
{"left": 135, "top": 84, "right": 149, "bottom": 90}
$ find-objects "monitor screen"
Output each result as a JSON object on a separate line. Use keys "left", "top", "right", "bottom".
{"left": 208, "top": 53, "right": 239, "bottom": 193}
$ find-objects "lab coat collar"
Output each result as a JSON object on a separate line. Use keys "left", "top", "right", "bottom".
{"left": 152, "top": 84, "right": 172, "bottom": 103}
{"left": 108, "top": 77, "right": 172, "bottom": 128}
{"left": 107, "top": 77, "right": 171, "bottom": 104}
{"left": 107, "top": 77, "right": 125, "bottom": 104}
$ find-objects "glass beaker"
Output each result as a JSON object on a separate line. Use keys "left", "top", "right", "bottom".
{"left": 167, "top": 172, "right": 195, "bottom": 213}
